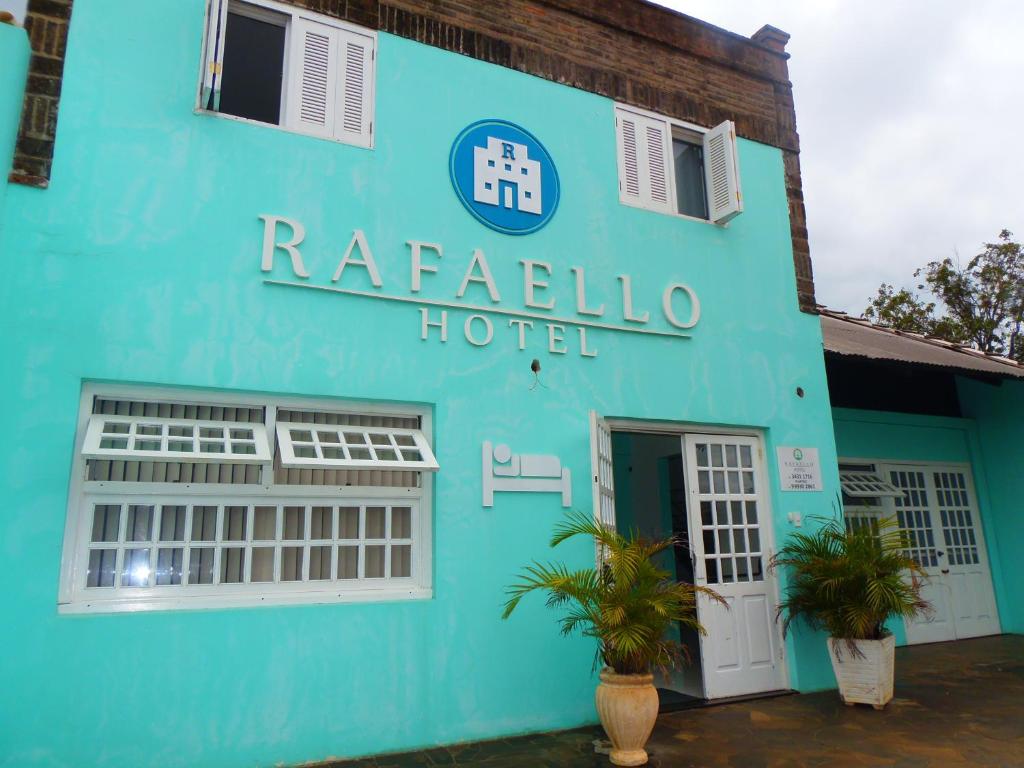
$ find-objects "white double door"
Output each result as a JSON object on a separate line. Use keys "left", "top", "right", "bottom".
{"left": 589, "top": 418, "right": 787, "bottom": 699}
{"left": 883, "top": 463, "right": 1000, "bottom": 645}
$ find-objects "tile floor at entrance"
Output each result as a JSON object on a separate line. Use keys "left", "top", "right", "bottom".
{"left": 325, "top": 635, "right": 1024, "bottom": 767}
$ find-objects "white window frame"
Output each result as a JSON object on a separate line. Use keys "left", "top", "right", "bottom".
{"left": 195, "top": 0, "right": 377, "bottom": 149}
{"left": 613, "top": 103, "right": 743, "bottom": 225}
{"left": 59, "top": 384, "right": 433, "bottom": 614}
{"left": 838, "top": 462, "right": 898, "bottom": 531}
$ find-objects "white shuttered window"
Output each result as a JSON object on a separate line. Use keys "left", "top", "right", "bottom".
{"left": 200, "top": 0, "right": 376, "bottom": 148}
{"left": 60, "top": 387, "right": 434, "bottom": 614}
{"left": 615, "top": 104, "right": 743, "bottom": 224}
{"left": 838, "top": 463, "right": 899, "bottom": 533}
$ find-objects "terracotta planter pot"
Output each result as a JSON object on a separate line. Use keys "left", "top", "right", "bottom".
{"left": 827, "top": 635, "right": 896, "bottom": 710}
{"left": 595, "top": 668, "right": 659, "bottom": 766}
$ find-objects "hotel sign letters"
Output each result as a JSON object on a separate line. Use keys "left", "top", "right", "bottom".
{"left": 257, "top": 215, "right": 700, "bottom": 359}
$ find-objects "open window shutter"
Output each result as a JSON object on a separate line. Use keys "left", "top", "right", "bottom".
{"left": 82, "top": 415, "right": 271, "bottom": 464}
{"left": 590, "top": 411, "right": 617, "bottom": 563}
{"left": 334, "top": 29, "right": 375, "bottom": 147}
{"left": 275, "top": 422, "right": 437, "bottom": 471}
{"left": 703, "top": 120, "right": 743, "bottom": 224}
{"left": 287, "top": 17, "right": 339, "bottom": 139}
{"left": 615, "top": 107, "right": 672, "bottom": 213}
{"left": 200, "top": 0, "right": 229, "bottom": 111}
{"left": 839, "top": 471, "right": 905, "bottom": 499}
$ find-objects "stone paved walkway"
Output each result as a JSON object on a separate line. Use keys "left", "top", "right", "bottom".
{"left": 327, "top": 635, "right": 1024, "bottom": 767}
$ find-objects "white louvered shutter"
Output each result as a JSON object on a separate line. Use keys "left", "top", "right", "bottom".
{"left": 287, "top": 18, "right": 339, "bottom": 139}
{"left": 200, "top": 0, "right": 229, "bottom": 111}
{"left": 590, "top": 411, "right": 617, "bottom": 564}
{"left": 615, "top": 107, "right": 672, "bottom": 214}
{"left": 286, "top": 18, "right": 375, "bottom": 146}
{"left": 703, "top": 120, "right": 743, "bottom": 224}
{"left": 335, "top": 28, "right": 375, "bottom": 147}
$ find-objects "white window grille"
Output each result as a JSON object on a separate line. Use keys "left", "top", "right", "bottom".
{"left": 82, "top": 499, "right": 417, "bottom": 590}
{"left": 60, "top": 386, "right": 434, "bottom": 613}
{"left": 614, "top": 104, "right": 743, "bottom": 224}
{"left": 932, "top": 470, "right": 980, "bottom": 566}
{"left": 276, "top": 423, "right": 439, "bottom": 470}
{"left": 843, "top": 506, "right": 883, "bottom": 535}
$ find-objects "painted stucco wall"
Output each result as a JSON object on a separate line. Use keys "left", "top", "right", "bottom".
{"left": 0, "top": 23, "right": 30, "bottom": 240}
{"left": 957, "top": 377, "right": 1024, "bottom": 633}
{"left": 832, "top": 411, "right": 972, "bottom": 466}
{"left": 0, "top": 2, "right": 839, "bottom": 766}
{"left": 831, "top": 406, "right": 1013, "bottom": 643}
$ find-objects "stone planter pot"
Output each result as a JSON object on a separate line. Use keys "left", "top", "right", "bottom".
{"left": 827, "top": 634, "right": 896, "bottom": 710}
{"left": 595, "top": 668, "right": 659, "bottom": 766}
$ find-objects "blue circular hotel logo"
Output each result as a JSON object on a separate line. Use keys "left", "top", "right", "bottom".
{"left": 449, "top": 119, "right": 560, "bottom": 236}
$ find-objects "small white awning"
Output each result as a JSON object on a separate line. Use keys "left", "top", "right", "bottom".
{"left": 275, "top": 422, "right": 439, "bottom": 471}
{"left": 839, "top": 470, "right": 904, "bottom": 499}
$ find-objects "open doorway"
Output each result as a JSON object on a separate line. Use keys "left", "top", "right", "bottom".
{"left": 610, "top": 431, "right": 705, "bottom": 706}
{"left": 595, "top": 418, "right": 789, "bottom": 705}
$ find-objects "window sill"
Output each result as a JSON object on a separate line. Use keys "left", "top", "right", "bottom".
{"left": 618, "top": 197, "right": 725, "bottom": 227}
{"left": 58, "top": 585, "right": 431, "bottom": 615}
{"left": 194, "top": 108, "right": 373, "bottom": 150}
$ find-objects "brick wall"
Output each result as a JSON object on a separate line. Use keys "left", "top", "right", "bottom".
{"left": 9, "top": 0, "right": 71, "bottom": 186}
{"left": 8, "top": 0, "right": 815, "bottom": 310}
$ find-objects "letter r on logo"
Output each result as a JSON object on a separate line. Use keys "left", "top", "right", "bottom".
{"left": 501, "top": 142, "right": 516, "bottom": 160}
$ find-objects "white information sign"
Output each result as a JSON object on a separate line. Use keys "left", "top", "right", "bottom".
{"left": 776, "top": 446, "right": 823, "bottom": 492}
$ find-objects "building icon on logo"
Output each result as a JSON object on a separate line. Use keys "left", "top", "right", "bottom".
{"left": 473, "top": 137, "right": 542, "bottom": 215}
{"left": 450, "top": 119, "right": 559, "bottom": 235}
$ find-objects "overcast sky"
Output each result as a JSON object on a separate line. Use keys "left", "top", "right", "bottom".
{"left": 3, "top": 1, "right": 1020, "bottom": 313}
{"left": 657, "top": 0, "right": 1024, "bottom": 312}
{"left": 0, "top": 0, "right": 23, "bottom": 23}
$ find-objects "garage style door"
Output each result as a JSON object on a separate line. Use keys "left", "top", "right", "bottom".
{"left": 883, "top": 463, "right": 1000, "bottom": 645}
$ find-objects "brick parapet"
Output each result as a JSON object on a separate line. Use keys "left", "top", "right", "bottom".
{"left": 9, "top": 0, "right": 71, "bottom": 187}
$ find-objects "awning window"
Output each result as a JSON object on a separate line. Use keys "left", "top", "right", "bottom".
{"left": 82, "top": 415, "right": 271, "bottom": 463}
{"left": 839, "top": 470, "right": 904, "bottom": 499}
{"left": 275, "top": 422, "right": 439, "bottom": 471}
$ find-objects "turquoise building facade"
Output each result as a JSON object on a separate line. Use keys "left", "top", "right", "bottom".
{"left": 2, "top": 2, "right": 1019, "bottom": 767}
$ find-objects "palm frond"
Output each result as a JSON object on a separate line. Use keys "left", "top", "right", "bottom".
{"left": 503, "top": 509, "right": 725, "bottom": 675}
{"left": 770, "top": 515, "right": 931, "bottom": 640}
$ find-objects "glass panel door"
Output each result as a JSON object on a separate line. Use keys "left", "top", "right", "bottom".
{"left": 684, "top": 433, "right": 785, "bottom": 699}
{"left": 690, "top": 439, "right": 764, "bottom": 585}
{"left": 885, "top": 464, "right": 1000, "bottom": 643}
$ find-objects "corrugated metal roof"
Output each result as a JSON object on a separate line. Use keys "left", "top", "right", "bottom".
{"left": 819, "top": 307, "right": 1024, "bottom": 379}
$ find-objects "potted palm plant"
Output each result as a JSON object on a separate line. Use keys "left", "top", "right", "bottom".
{"left": 770, "top": 515, "right": 930, "bottom": 709}
{"left": 502, "top": 510, "right": 723, "bottom": 767}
